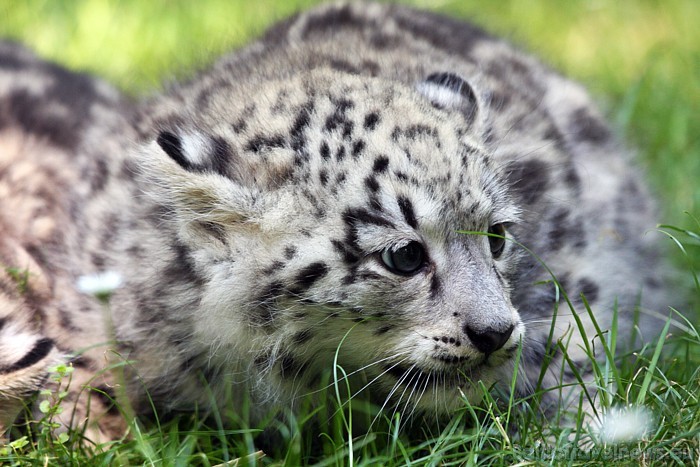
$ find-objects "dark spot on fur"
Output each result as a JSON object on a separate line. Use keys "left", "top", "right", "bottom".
{"left": 0, "top": 338, "right": 53, "bottom": 374}
{"left": 363, "top": 112, "right": 380, "bottom": 130}
{"left": 325, "top": 99, "right": 354, "bottom": 135}
{"left": 231, "top": 118, "right": 247, "bottom": 133}
{"left": 430, "top": 275, "right": 441, "bottom": 298}
{"left": 352, "top": 140, "right": 365, "bottom": 158}
{"left": 624, "top": 179, "right": 641, "bottom": 196}
{"left": 90, "top": 158, "right": 109, "bottom": 192}
{"left": 577, "top": 278, "right": 599, "bottom": 303}
{"left": 284, "top": 245, "right": 297, "bottom": 260}
{"left": 319, "top": 141, "right": 330, "bottom": 160}
{"left": 301, "top": 5, "right": 365, "bottom": 40}
{"left": 290, "top": 101, "right": 313, "bottom": 153}
{"left": 2, "top": 71, "right": 101, "bottom": 148}
{"left": 246, "top": 134, "right": 286, "bottom": 153}
{"left": 548, "top": 208, "right": 570, "bottom": 252}
{"left": 335, "top": 145, "right": 347, "bottom": 161}
{"left": 319, "top": 169, "right": 329, "bottom": 186}
{"left": 364, "top": 176, "right": 380, "bottom": 193}
{"left": 390, "top": 127, "right": 400, "bottom": 142}
{"left": 329, "top": 58, "right": 360, "bottom": 74}
{"left": 91, "top": 253, "right": 106, "bottom": 269}
{"left": 546, "top": 208, "right": 586, "bottom": 252}
{"left": 361, "top": 59, "right": 380, "bottom": 75}
{"left": 342, "top": 272, "right": 356, "bottom": 285}
{"left": 210, "top": 137, "right": 233, "bottom": 176}
{"left": 570, "top": 107, "right": 611, "bottom": 143}
{"left": 505, "top": 159, "right": 550, "bottom": 205}
{"left": 373, "top": 156, "right": 390, "bottom": 173}
{"left": 543, "top": 125, "right": 565, "bottom": 152}
{"left": 565, "top": 164, "right": 581, "bottom": 191}
{"left": 397, "top": 196, "right": 418, "bottom": 228}
{"left": 294, "top": 262, "right": 329, "bottom": 291}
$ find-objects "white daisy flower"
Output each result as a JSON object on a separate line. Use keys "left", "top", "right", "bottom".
{"left": 77, "top": 271, "right": 123, "bottom": 300}
{"left": 596, "top": 405, "right": 653, "bottom": 445}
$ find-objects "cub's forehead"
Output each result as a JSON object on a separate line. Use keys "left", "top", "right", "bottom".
{"left": 153, "top": 70, "right": 512, "bottom": 226}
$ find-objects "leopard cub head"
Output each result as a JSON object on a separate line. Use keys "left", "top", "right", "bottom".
{"left": 137, "top": 68, "right": 523, "bottom": 413}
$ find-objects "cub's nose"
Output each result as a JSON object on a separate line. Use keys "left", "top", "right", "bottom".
{"left": 464, "top": 324, "right": 515, "bottom": 355}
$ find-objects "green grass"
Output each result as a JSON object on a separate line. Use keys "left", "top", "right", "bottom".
{"left": 1, "top": 0, "right": 699, "bottom": 465}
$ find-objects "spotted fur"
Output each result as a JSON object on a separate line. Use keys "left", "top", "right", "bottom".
{"left": 0, "top": 3, "right": 667, "bottom": 441}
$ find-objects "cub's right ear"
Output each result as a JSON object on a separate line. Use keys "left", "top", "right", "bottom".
{"left": 156, "top": 130, "right": 189, "bottom": 170}
{"left": 416, "top": 72, "right": 482, "bottom": 127}
{"left": 155, "top": 128, "right": 231, "bottom": 177}
{"left": 136, "top": 132, "right": 267, "bottom": 249}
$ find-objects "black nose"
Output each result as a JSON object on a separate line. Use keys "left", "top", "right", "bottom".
{"left": 464, "top": 324, "right": 515, "bottom": 355}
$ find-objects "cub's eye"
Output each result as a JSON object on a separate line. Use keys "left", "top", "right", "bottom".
{"left": 381, "top": 241, "right": 425, "bottom": 275}
{"left": 488, "top": 223, "right": 507, "bottom": 258}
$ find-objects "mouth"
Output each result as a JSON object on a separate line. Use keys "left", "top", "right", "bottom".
{"left": 382, "top": 361, "right": 478, "bottom": 388}
{"left": 381, "top": 349, "right": 515, "bottom": 389}
{"left": 433, "top": 354, "right": 472, "bottom": 365}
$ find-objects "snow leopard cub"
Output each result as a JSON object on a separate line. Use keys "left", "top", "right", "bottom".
{"left": 0, "top": 2, "right": 666, "bottom": 442}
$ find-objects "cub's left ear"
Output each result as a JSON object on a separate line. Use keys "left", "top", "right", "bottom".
{"left": 416, "top": 72, "right": 482, "bottom": 127}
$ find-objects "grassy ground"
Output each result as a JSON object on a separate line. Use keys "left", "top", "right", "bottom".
{"left": 1, "top": 0, "right": 699, "bottom": 465}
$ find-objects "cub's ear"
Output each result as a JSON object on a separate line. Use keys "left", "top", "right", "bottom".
{"left": 137, "top": 129, "right": 267, "bottom": 249}
{"left": 416, "top": 72, "right": 481, "bottom": 127}
{"left": 156, "top": 129, "right": 231, "bottom": 177}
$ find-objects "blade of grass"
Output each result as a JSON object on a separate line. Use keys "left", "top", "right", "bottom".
{"left": 636, "top": 317, "right": 672, "bottom": 406}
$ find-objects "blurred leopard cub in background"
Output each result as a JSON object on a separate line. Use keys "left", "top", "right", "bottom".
{"left": 0, "top": 2, "right": 666, "bottom": 442}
